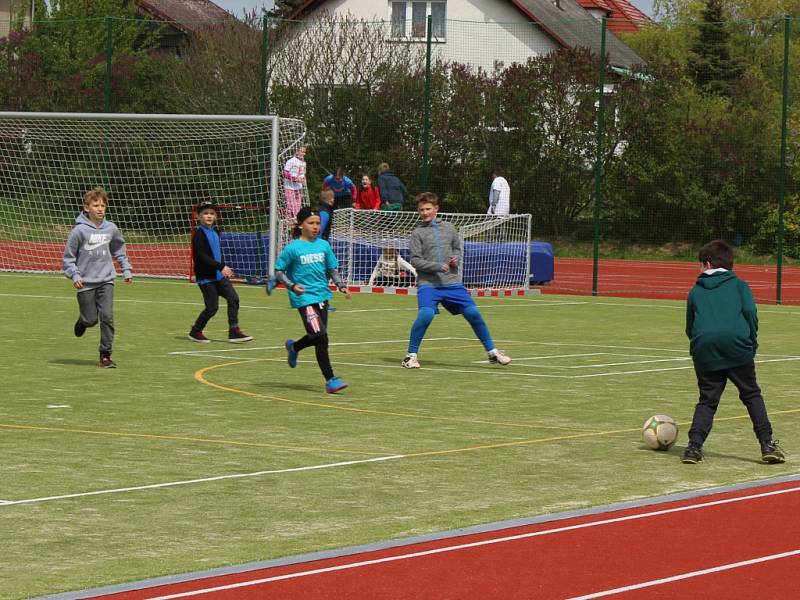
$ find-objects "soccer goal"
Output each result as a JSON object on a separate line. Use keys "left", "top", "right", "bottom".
{"left": 0, "top": 112, "right": 307, "bottom": 280}
{"left": 331, "top": 209, "right": 533, "bottom": 294}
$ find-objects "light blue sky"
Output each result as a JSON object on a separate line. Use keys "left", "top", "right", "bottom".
{"left": 213, "top": 1, "right": 655, "bottom": 19}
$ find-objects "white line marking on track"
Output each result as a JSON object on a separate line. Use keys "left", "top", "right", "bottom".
{"left": 565, "top": 549, "right": 800, "bottom": 599}
{"left": 1, "top": 455, "right": 404, "bottom": 507}
{"left": 142, "top": 485, "right": 800, "bottom": 599}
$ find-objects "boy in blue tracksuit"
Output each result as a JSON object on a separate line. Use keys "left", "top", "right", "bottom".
{"left": 401, "top": 192, "right": 511, "bottom": 369}
{"left": 682, "top": 240, "right": 784, "bottom": 464}
{"left": 188, "top": 200, "right": 253, "bottom": 344}
{"left": 63, "top": 187, "right": 132, "bottom": 368}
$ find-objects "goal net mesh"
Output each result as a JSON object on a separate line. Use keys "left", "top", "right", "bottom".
{"left": 0, "top": 113, "right": 307, "bottom": 279}
{"left": 330, "top": 209, "right": 532, "bottom": 290}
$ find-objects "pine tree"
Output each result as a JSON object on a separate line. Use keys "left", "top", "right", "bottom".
{"left": 271, "top": 0, "right": 306, "bottom": 18}
{"left": 689, "top": 0, "right": 743, "bottom": 96}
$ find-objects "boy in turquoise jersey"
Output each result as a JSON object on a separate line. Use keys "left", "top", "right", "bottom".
{"left": 273, "top": 206, "right": 351, "bottom": 393}
{"left": 682, "top": 240, "right": 784, "bottom": 464}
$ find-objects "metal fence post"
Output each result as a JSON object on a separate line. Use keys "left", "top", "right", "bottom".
{"left": 592, "top": 17, "right": 607, "bottom": 297}
{"left": 104, "top": 16, "right": 113, "bottom": 113}
{"left": 420, "top": 14, "right": 433, "bottom": 191}
{"left": 776, "top": 14, "right": 791, "bottom": 304}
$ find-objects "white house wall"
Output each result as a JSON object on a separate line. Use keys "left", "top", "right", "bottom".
{"left": 300, "top": 0, "right": 559, "bottom": 74}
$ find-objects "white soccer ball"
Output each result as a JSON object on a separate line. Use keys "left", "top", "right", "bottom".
{"left": 642, "top": 414, "right": 679, "bottom": 451}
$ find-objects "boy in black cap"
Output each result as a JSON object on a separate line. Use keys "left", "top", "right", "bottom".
{"left": 188, "top": 200, "right": 253, "bottom": 343}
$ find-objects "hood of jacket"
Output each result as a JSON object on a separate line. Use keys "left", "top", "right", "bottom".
{"left": 695, "top": 270, "right": 736, "bottom": 290}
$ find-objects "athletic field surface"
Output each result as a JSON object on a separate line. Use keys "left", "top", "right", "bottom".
{"left": 1, "top": 271, "right": 798, "bottom": 598}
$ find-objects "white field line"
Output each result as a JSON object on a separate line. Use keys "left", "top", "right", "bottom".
{"left": 1, "top": 455, "right": 404, "bottom": 507}
{"left": 169, "top": 337, "right": 456, "bottom": 357}
{"left": 143, "top": 485, "right": 800, "bottom": 599}
{"left": 332, "top": 356, "right": 800, "bottom": 379}
{"left": 565, "top": 549, "right": 800, "bottom": 599}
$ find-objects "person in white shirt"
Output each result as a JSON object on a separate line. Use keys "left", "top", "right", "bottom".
{"left": 488, "top": 170, "right": 510, "bottom": 216}
{"left": 282, "top": 145, "right": 307, "bottom": 220}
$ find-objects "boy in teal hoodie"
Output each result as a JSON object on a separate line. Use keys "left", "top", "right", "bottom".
{"left": 682, "top": 240, "right": 784, "bottom": 464}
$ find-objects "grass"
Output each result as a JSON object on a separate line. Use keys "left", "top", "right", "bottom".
{"left": 1, "top": 273, "right": 799, "bottom": 598}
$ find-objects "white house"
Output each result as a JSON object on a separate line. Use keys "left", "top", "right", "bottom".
{"left": 0, "top": 0, "right": 33, "bottom": 39}
{"left": 287, "top": 0, "right": 646, "bottom": 71}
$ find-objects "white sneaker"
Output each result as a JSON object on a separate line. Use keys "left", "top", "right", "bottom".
{"left": 401, "top": 354, "right": 421, "bottom": 368}
{"left": 488, "top": 350, "right": 511, "bottom": 365}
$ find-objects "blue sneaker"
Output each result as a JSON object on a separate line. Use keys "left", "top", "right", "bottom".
{"left": 285, "top": 339, "right": 298, "bottom": 368}
{"left": 265, "top": 276, "right": 277, "bottom": 296}
{"left": 325, "top": 377, "right": 347, "bottom": 394}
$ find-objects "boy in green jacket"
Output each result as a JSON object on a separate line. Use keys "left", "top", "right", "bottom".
{"left": 682, "top": 240, "right": 784, "bottom": 464}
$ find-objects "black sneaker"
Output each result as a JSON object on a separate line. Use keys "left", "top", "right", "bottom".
{"left": 681, "top": 446, "right": 703, "bottom": 464}
{"left": 228, "top": 327, "right": 253, "bottom": 343}
{"left": 761, "top": 440, "right": 786, "bottom": 464}
{"left": 188, "top": 329, "right": 210, "bottom": 343}
{"left": 74, "top": 318, "right": 87, "bottom": 337}
{"left": 99, "top": 354, "right": 116, "bottom": 368}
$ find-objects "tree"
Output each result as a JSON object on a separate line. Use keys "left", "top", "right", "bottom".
{"left": 688, "top": 0, "right": 742, "bottom": 95}
{"left": 270, "top": 1, "right": 305, "bottom": 18}
{"left": 0, "top": 0, "right": 171, "bottom": 112}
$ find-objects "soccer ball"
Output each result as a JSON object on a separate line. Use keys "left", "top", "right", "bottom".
{"left": 642, "top": 415, "right": 679, "bottom": 451}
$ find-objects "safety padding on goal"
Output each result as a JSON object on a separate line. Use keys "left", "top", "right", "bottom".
{"left": 337, "top": 286, "right": 541, "bottom": 296}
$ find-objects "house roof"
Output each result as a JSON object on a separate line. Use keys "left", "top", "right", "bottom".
{"left": 577, "top": 0, "right": 651, "bottom": 34}
{"left": 137, "top": 0, "right": 234, "bottom": 34}
{"left": 287, "top": 0, "right": 644, "bottom": 68}
{"left": 510, "top": 0, "right": 644, "bottom": 68}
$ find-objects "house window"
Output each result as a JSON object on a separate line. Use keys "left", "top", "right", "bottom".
{"left": 390, "top": 1, "right": 446, "bottom": 41}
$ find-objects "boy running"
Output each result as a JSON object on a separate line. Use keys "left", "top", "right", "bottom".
{"left": 63, "top": 186, "right": 132, "bottom": 368}
{"left": 188, "top": 200, "right": 253, "bottom": 344}
{"left": 402, "top": 192, "right": 511, "bottom": 369}
{"left": 273, "top": 206, "right": 351, "bottom": 394}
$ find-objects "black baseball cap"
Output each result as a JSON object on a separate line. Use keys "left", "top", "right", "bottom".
{"left": 197, "top": 200, "right": 218, "bottom": 213}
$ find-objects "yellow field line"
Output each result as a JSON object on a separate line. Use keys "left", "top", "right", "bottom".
{"left": 196, "top": 359, "right": 603, "bottom": 433}
{"left": 402, "top": 408, "right": 800, "bottom": 458}
{"left": 0, "top": 423, "right": 377, "bottom": 456}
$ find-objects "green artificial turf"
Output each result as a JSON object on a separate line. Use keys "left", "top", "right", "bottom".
{"left": 1, "top": 273, "right": 798, "bottom": 598}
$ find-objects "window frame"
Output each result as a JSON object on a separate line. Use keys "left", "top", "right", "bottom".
{"left": 389, "top": 1, "right": 446, "bottom": 43}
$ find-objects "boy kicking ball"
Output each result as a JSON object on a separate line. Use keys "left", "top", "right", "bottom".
{"left": 401, "top": 192, "right": 511, "bottom": 369}
{"left": 682, "top": 240, "right": 784, "bottom": 464}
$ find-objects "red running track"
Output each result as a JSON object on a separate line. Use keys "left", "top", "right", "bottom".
{"left": 3, "top": 241, "right": 800, "bottom": 304}
{"left": 544, "top": 258, "right": 800, "bottom": 304}
{"left": 98, "top": 479, "right": 800, "bottom": 599}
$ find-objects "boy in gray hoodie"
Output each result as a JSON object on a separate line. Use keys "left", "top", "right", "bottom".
{"left": 401, "top": 192, "right": 511, "bottom": 369}
{"left": 63, "top": 187, "right": 133, "bottom": 368}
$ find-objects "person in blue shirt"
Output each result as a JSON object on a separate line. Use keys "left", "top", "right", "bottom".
{"left": 321, "top": 167, "right": 357, "bottom": 210}
{"left": 317, "top": 188, "right": 335, "bottom": 241}
{"left": 188, "top": 200, "right": 253, "bottom": 344}
{"left": 273, "top": 206, "right": 351, "bottom": 393}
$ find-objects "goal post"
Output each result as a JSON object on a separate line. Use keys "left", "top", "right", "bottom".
{"left": 330, "top": 209, "right": 533, "bottom": 294}
{"left": 0, "top": 111, "right": 307, "bottom": 280}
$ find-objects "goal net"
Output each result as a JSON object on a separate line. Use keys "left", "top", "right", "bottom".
{"left": 0, "top": 112, "right": 307, "bottom": 280}
{"left": 330, "top": 209, "right": 532, "bottom": 292}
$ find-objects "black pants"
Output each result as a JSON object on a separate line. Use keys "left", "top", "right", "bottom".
{"left": 293, "top": 302, "right": 334, "bottom": 381}
{"left": 193, "top": 278, "right": 240, "bottom": 331}
{"left": 688, "top": 360, "right": 773, "bottom": 447}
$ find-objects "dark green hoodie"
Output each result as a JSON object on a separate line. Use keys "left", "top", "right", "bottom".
{"left": 686, "top": 270, "right": 758, "bottom": 372}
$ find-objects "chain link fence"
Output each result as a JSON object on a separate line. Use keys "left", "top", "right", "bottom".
{"left": 1, "top": 11, "right": 799, "bottom": 301}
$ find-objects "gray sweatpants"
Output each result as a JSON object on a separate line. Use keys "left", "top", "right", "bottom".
{"left": 77, "top": 282, "right": 115, "bottom": 355}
